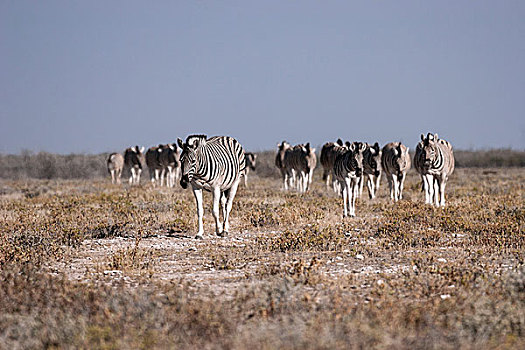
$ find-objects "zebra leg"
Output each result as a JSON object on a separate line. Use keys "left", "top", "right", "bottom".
{"left": 399, "top": 173, "right": 406, "bottom": 200}
{"left": 433, "top": 177, "right": 440, "bottom": 206}
{"left": 110, "top": 170, "right": 115, "bottom": 184}
{"left": 223, "top": 179, "right": 240, "bottom": 235}
{"left": 137, "top": 168, "right": 142, "bottom": 184}
{"left": 220, "top": 191, "right": 227, "bottom": 223}
{"left": 421, "top": 175, "right": 429, "bottom": 204}
{"left": 438, "top": 177, "right": 447, "bottom": 207}
{"left": 244, "top": 172, "right": 248, "bottom": 188}
{"left": 358, "top": 175, "right": 364, "bottom": 198}
{"left": 192, "top": 187, "right": 204, "bottom": 238}
{"left": 130, "top": 168, "right": 136, "bottom": 185}
{"left": 392, "top": 175, "right": 399, "bottom": 202}
{"left": 375, "top": 171, "right": 381, "bottom": 193}
{"left": 367, "top": 174, "right": 375, "bottom": 199}
{"left": 212, "top": 187, "right": 223, "bottom": 236}
{"left": 340, "top": 180, "right": 348, "bottom": 218}
{"left": 350, "top": 178, "right": 358, "bottom": 217}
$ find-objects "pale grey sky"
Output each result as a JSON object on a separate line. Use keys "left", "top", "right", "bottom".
{"left": 1, "top": 1, "right": 524, "bottom": 154}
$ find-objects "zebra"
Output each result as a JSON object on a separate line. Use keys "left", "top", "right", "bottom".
{"left": 359, "top": 142, "right": 382, "bottom": 199}
{"left": 283, "top": 143, "right": 316, "bottom": 193}
{"left": 320, "top": 138, "right": 345, "bottom": 192}
{"left": 333, "top": 141, "right": 367, "bottom": 217}
{"left": 414, "top": 133, "right": 455, "bottom": 207}
{"left": 159, "top": 143, "right": 181, "bottom": 188}
{"left": 381, "top": 142, "right": 411, "bottom": 202}
{"left": 145, "top": 145, "right": 163, "bottom": 186}
{"left": 107, "top": 152, "right": 124, "bottom": 184}
{"left": 243, "top": 152, "right": 257, "bottom": 187}
{"left": 124, "top": 146, "right": 145, "bottom": 185}
{"left": 275, "top": 141, "right": 293, "bottom": 190}
{"left": 177, "top": 135, "right": 246, "bottom": 239}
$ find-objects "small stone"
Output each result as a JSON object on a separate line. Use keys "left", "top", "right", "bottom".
{"left": 356, "top": 254, "right": 364, "bottom": 260}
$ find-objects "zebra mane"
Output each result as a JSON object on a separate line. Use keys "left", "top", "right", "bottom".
{"left": 185, "top": 134, "right": 208, "bottom": 148}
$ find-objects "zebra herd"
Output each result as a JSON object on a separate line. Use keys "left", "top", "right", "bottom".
{"left": 106, "top": 133, "right": 454, "bottom": 238}
{"left": 277, "top": 133, "right": 454, "bottom": 218}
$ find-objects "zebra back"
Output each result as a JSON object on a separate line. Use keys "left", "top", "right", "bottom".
{"left": 381, "top": 142, "right": 411, "bottom": 177}
{"left": 414, "top": 133, "right": 454, "bottom": 177}
{"left": 145, "top": 145, "right": 162, "bottom": 170}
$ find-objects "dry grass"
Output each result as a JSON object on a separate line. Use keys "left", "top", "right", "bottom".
{"left": 0, "top": 167, "right": 524, "bottom": 349}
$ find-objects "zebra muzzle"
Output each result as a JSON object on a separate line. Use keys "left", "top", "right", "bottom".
{"left": 180, "top": 177, "right": 189, "bottom": 189}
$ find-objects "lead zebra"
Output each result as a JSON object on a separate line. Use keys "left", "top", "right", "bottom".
{"left": 177, "top": 135, "right": 246, "bottom": 239}
{"left": 284, "top": 143, "right": 316, "bottom": 193}
{"left": 107, "top": 152, "right": 124, "bottom": 184}
{"left": 124, "top": 146, "right": 145, "bottom": 185}
{"left": 243, "top": 152, "right": 257, "bottom": 187}
{"left": 359, "top": 142, "right": 382, "bottom": 199}
{"left": 333, "top": 142, "right": 367, "bottom": 217}
{"left": 381, "top": 142, "right": 411, "bottom": 202}
{"left": 414, "top": 133, "right": 455, "bottom": 207}
{"left": 320, "top": 139, "right": 345, "bottom": 192}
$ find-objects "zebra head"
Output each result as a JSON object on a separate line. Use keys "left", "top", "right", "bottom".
{"left": 177, "top": 135, "right": 207, "bottom": 189}
{"left": 420, "top": 133, "right": 439, "bottom": 168}
{"left": 394, "top": 143, "right": 410, "bottom": 173}
{"left": 349, "top": 142, "right": 367, "bottom": 177}
{"left": 367, "top": 142, "right": 382, "bottom": 177}
{"left": 245, "top": 152, "right": 257, "bottom": 170}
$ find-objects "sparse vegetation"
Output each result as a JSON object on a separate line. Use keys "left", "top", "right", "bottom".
{"left": 0, "top": 157, "right": 524, "bottom": 348}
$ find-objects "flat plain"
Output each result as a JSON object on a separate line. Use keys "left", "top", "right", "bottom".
{"left": 1, "top": 167, "right": 524, "bottom": 349}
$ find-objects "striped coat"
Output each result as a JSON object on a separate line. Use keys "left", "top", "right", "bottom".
{"left": 381, "top": 142, "right": 411, "bottom": 202}
{"left": 414, "top": 133, "right": 455, "bottom": 207}
{"left": 177, "top": 135, "right": 246, "bottom": 238}
{"left": 333, "top": 142, "right": 367, "bottom": 217}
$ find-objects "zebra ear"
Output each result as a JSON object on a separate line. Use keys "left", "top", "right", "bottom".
{"left": 177, "top": 138, "right": 184, "bottom": 149}
{"left": 359, "top": 142, "right": 366, "bottom": 152}
{"left": 305, "top": 143, "right": 310, "bottom": 151}
{"left": 434, "top": 133, "right": 439, "bottom": 140}
{"left": 349, "top": 142, "right": 356, "bottom": 152}
{"left": 421, "top": 134, "right": 425, "bottom": 142}
{"left": 345, "top": 141, "right": 351, "bottom": 148}
{"left": 139, "top": 146, "right": 145, "bottom": 154}
{"left": 169, "top": 144, "right": 175, "bottom": 151}
{"left": 336, "top": 138, "right": 343, "bottom": 146}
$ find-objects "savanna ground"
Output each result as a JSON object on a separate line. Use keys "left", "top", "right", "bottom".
{"left": 1, "top": 164, "right": 524, "bottom": 349}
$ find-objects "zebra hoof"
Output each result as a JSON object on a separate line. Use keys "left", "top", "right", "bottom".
{"left": 217, "top": 231, "right": 229, "bottom": 237}
{"left": 195, "top": 234, "right": 204, "bottom": 240}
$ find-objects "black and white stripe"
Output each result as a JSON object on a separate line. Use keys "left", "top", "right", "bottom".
{"left": 381, "top": 142, "right": 411, "bottom": 202}
{"left": 177, "top": 135, "right": 246, "bottom": 238}
{"left": 359, "top": 142, "right": 382, "bottom": 199}
{"left": 333, "top": 142, "right": 366, "bottom": 217}
{"left": 414, "top": 133, "right": 455, "bottom": 207}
